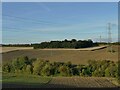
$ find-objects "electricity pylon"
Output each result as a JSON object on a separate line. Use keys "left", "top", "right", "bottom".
{"left": 100, "top": 35, "right": 101, "bottom": 43}
{"left": 108, "top": 23, "right": 112, "bottom": 52}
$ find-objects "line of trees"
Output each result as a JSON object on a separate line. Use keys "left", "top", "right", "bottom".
{"left": 2, "top": 44, "right": 31, "bottom": 47}
{"left": 3, "top": 56, "right": 119, "bottom": 79}
{"left": 2, "top": 40, "right": 120, "bottom": 48}
{"left": 96, "top": 42, "right": 120, "bottom": 45}
{"left": 32, "top": 39, "right": 98, "bottom": 49}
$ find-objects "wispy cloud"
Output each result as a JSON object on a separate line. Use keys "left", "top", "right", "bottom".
{"left": 30, "top": 22, "right": 110, "bottom": 33}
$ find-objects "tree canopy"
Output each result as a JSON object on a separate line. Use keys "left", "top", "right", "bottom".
{"left": 3, "top": 56, "right": 119, "bottom": 79}
{"left": 32, "top": 39, "right": 98, "bottom": 49}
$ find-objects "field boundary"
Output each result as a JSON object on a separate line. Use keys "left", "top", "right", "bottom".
{"left": 39, "top": 45, "right": 108, "bottom": 51}
{"left": 1, "top": 47, "right": 33, "bottom": 53}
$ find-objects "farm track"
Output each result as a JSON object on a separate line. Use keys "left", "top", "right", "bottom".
{"left": 1, "top": 46, "right": 107, "bottom": 53}
{"left": 1, "top": 47, "right": 33, "bottom": 53}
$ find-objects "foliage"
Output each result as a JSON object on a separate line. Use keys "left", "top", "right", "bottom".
{"left": 41, "top": 64, "right": 53, "bottom": 76}
{"left": 26, "top": 65, "right": 33, "bottom": 74}
{"left": 2, "top": 44, "right": 31, "bottom": 47}
{"left": 32, "top": 39, "right": 98, "bottom": 49}
{"left": 33, "top": 59, "right": 47, "bottom": 75}
{"left": 58, "top": 65, "right": 71, "bottom": 76}
{"left": 2, "top": 56, "right": 118, "bottom": 78}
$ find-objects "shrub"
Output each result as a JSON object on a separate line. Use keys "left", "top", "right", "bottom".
{"left": 2, "top": 63, "right": 11, "bottom": 73}
{"left": 26, "top": 65, "right": 32, "bottom": 74}
{"left": 33, "top": 59, "right": 47, "bottom": 75}
{"left": 59, "top": 65, "right": 71, "bottom": 76}
{"left": 41, "top": 64, "right": 52, "bottom": 76}
{"left": 2, "top": 56, "right": 118, "bottom": 78}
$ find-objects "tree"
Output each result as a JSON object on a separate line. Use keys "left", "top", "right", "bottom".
{"left": 59, "top": 65, "right": 71, "bottom": 76}
{"left": 71, "top": 39, "right": 77, "bottom": 42}
{"left": 118, "top": 61, "right": 120, "bottom": 84}
{"left": 33, "top": 59, "right": 47, "bottom": 75}
{"left": 11, "top": 56, "right": 29, "bottom": 72}
{"left": 80, "top": 67, "right": 91, "bottom": 76}
{"left": 2, "top": 63, "right": 11, "bottom": 73}
{"left": 105, "top": 68, "right": 111, "bottom": 77}
{"left": 66, "top": 61, "right": 72, "bottom": 68}
{"left": 105, "top": 65, "right": 117, "bottom": 77}
{"left": 92, "top": 69, "right": 99, "bottom": 77}
{"left": 41, "top": 64, "right": 52, "bottom": 76}
{"left": 26, "top": 65, "right": 32, "bottom": 74}
{"left": 72, "top": 67, "right": 79, "bottom": 75}
{"left": 32, "top": 39, "right": 95, "bottom": 49}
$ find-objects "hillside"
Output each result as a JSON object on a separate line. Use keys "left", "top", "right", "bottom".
{"left": 2, "top": 45, "right": 118, "bottom": 64}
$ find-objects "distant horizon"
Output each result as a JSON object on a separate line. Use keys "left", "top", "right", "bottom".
{"left": 2, "top": 2, "right": 118, "bottom": 44}
{"left": 1, "top": 38, "right": 119, "bottom": 45}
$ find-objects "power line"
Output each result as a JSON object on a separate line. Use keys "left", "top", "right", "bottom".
{"left": 107, "top": 23, "right": 113, "bottom": 52}
{"left": 100, "top": 35, "right": 101, "bottom": 43}
{"left": 3, "top": 27, "right": 106, "bottom": 35}
{"left": 108, "top": 23, "right": 112, "bottom": 43}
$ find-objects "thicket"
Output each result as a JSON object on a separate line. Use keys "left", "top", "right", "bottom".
{"left": 2, "top": 40, "right": 120, "bottom": 48}
{"left": 3, "top": 56, "right": 119, "bottom": 79}
{"left": 2, "top": 44, "right": 31, "bottom": 47}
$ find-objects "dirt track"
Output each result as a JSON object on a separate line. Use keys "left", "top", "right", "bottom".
{"left": 1, "top": 47, "right": 33, "bottom": 53}
{"left": 1, "top": 46, "right": 108, "bottom": 54}
{"left": 39, "top": 45, "right": 108, "bottom": 51}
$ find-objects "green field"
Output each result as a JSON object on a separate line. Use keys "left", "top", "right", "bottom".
{"left": 2, "top": 72, "right": 51, "bottom": 88}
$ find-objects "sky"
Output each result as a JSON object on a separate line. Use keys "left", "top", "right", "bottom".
{"left": 2, "top": 2, "right": 118, "bottom": 44}
{"left": 1, "top": 0, "right": 120, "bottom": 2}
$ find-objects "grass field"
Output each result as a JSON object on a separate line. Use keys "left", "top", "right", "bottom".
{"left": 2, "top": 45, "right": 118, "bottom": 64}
{"left": 2, "top": 73, "right": 51, "bottom": 88}
{"left": 2, "top": 73, "right": 118, "bottom": 88}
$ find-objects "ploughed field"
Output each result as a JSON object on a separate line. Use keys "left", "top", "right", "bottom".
{"left": 44, "top": 77, "right": 117, "bottom": 88}
{"left": 2, "top": 73, "right": 117, "bottom": 88}
{"left": 2, "top": 45, "right": 118, "bottom": 64}
{"left": 3, "top": 77, "right": 117, "bottom": 88}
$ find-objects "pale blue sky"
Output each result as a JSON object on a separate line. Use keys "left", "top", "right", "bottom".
{"left": 1, "top": 0, "right": 120, "bottom": 2}
{"left": 2, "top": 2, "right": 118, "bottom": 44}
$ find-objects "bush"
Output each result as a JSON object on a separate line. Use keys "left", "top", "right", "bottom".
{"left": 26, "top": 65, "right": 32, "bottom": 74}
{"left": 105, "top": 68, "right": 111, "bottom": 77}
{"left": 11, "top": 56, "right": 29, "bottom": 71}
{"left": 59, "top": 65, "right": 71, "bottom": 76}
{"left": 33, "top": 59, "right": 47, "bottom": 75}
{"left": 41, "top": 64, "right": 52, "bottom": 76}
{"left": 2, "top": 63, "right": 11, "bottom": 73}
{"left": 2, "top": 56, "right": 118, "bottom": 78}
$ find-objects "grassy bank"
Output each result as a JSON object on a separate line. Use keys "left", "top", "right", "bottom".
{"left": 2, "top": 72, "right": 51, "bottom": 86}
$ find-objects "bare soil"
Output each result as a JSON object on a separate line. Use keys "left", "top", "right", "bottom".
{"left": 2, "top": 45, "right": 118, "bottom": 64}
{"left": 2, "top": 77, "right": 117, "bottom": 88}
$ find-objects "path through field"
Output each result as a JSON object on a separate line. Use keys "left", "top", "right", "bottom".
{"left": 1, "top": 46, "right": 107, "bottom": 53}
{"left": 1, "top": 47, "right": 33, "bottom": 53}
